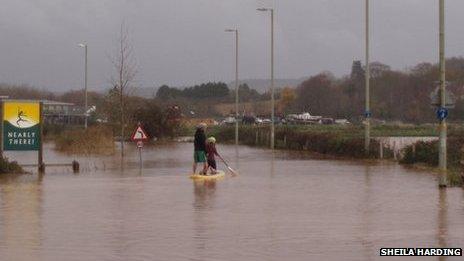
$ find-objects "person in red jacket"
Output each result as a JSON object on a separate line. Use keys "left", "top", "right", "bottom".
{"left": 205, "top": 137, "right": 219, "bottom": 175}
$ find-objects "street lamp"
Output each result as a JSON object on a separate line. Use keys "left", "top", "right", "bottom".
{"left": 257, "top": 7, "right": 275, "bottom": 150}
{"left": 438, "top": 0, "right": 447, "bottom": 186}
{"left": 78, "top": 43, "right": 88, "bottom": 129}
{"left": 364, "top": 0, "right": 371, "bottom": 153}
{"left": 225, "top": 28, "right": 240, "bottom": 147}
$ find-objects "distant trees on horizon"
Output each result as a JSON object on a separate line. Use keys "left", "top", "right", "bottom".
{"left": 290, "top": 57, "right": 464, "bottom": 123}
{"left": 3, "top": 57, "right": 464, "bottom": 123}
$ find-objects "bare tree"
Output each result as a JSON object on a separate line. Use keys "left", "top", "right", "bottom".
{"left": 111, "top": 22, "right": 137, "bottom": 158}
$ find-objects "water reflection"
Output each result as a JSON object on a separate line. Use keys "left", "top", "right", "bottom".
{"left": 0, "top": 175, "right": 43, "bottom": 261}
{"left": 360, "top": 165, "right": 375, "bottom": 260}
{"left": 270, "top": 150, "right": 275, "bottom": 178}
{"left": 192, "top": 180, "right": 217, "bottom": 259}
{"left": 437, "top": 189, "right": 448, "bottom": 261}
{"left": 234, "top": 144, "right": 239, "bottom": 173}
{"left": 193, "top": 180, "right": 217, "bottom": 209}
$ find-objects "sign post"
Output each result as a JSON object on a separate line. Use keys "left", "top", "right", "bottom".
{"left": 130, "top": 123, "right": 149, "bottom": 169}
{"left": 0, "top": 100, "right": 3, "bottom": 159}
{"left": 430, "top": 82, "right": 455, "bottom": 187}
{"left": 2, "top": 100, "right": 43, "bottom": 172}
{"left": 38, "top": 102, "right": 44, "bottom": 172}
{"left": 137, "top": 141, "right": 143, "bottom": 167}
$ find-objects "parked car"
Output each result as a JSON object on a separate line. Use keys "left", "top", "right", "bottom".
{"left": 319, "top": 118, "right": 334, "bottom": 125}
{"left": 221, "top": 117, "right": 236, "bottom": 125}
{"left": 261, "top": 118, "right": 272, "bottom": 124}
{"left": 242, "top": 116, "right": 257, "bottom": 125}
{"left": 335, "top": 119, "right": 350, "bottom": 125}
{"left": 286, "top": 112, "right": 322, "bottom": 125}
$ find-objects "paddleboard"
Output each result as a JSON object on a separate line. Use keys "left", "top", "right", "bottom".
{"left": 190, "top": 170, "right": 226, "bottom": 181}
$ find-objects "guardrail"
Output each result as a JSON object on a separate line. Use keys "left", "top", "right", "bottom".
{"left": 21, "top": 160, "right": 80, "bottom": 173}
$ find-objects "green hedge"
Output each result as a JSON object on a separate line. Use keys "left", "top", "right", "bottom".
{"left": 400, "top": 138, "right": 463, "bottom": 187}
{"left": 210, "top": 125, "right": 391, "bottom": 159}
{"left": 400, "top": 138, "right": 463, "bottom": 167}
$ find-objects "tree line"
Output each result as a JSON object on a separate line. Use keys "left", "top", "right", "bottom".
{"left": 3, "top": 56, "right": 464, "bottom": 126}
{"left": 286, "top": 57, "right": 464, "bottom": 123}
{"left": 155, "top": 82, "right": 266, "bottom": 102}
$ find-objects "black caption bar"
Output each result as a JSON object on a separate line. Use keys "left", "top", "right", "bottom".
{"left": 380, "top": 248, "right": 462, "bottom": 256}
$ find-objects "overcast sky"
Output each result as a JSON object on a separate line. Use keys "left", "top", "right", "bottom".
{"left": 0, "top": 0, "right": 463, "bottom": 91}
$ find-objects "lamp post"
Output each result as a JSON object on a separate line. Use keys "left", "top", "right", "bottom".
{"left": 257, "top": 7, "right": 275, "bottom": 150}
{"left": 225, "top": 28, "right": 239, "bottom": 147}
{"left": 78, "top": 43, "right": 88, "bottom": 129}
{"left": 438, "top": 0, "right": 447, "bottom": 187}
{"left": 364, "top": 0, "right": 371, "bottom": 153}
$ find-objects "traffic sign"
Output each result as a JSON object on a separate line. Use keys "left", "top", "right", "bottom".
{"left": 131, "top": 124, "right": 149, "bottom": 141}
{"left": 430, "top": 87, "right": 455, "bottom": 108}
{"left": 136, "top": 141, "right": 143, "bottom": 148}
{"left": 436, "top": 107, "right": 448, "bottom": 121}
{"left": 364, "top": 111, "right": 372, "bottom": 118}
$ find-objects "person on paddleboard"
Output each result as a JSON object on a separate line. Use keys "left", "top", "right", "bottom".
{"left": 193, "top": 123, "right": 208, "bottom": 175}
{"left": 205, "top": 137, "right": 219, "bottom": 175}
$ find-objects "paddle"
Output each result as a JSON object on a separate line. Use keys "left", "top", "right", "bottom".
{"left": 217, "top": 154, "right": 238, "bottom": 176}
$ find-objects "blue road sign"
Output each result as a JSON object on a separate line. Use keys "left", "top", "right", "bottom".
{"left": 365, "top": 111, "right": 372, "bottom": 118}
{"left": 436, "top": 107, "right": 448, "bottom": 121}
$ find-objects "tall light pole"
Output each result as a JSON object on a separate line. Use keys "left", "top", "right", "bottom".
{"left": 257, "top": 7, "right": 275, "bottom": 150}
{"left": 364, "top": 0, "right": 371, "bottom": 153}
{"left": 225, "top": 29, "right": 239, "bottom": 147}
{"left": 438, "top": 0, "right": 447, "bottom": 186}
{"left": 78, "top": 43, "right": 88, "bottom": 129}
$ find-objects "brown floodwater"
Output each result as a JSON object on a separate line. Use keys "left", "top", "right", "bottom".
{"left": 0, "top": 142, "right": 463, "bottom": 261}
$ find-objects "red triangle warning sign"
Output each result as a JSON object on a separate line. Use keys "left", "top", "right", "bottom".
{"left": 131, "top": 125, "right": 149, "bottom": 141}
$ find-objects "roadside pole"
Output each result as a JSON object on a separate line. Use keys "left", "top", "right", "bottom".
{"left": 235, "top": 30, "right": 240, "bottom": 158}
{"left": 38, "top": 102, "right": 44, "bottom": 173}
{"left": 137, "top": 141, "right": 143, "bottom": 169}
{"left": 225, "top": 28, "right": 240, "bottom": 151}
{"left": 438, "top": 0, "right": 447, "bottom": 187}
{"left": 0, "top": 100, "right": 3, "bottom": 159}
{"left": 234, "top": 30, "right": 239, "bottom": 148}
{"left": 270, "top": 9, "right": 275, "bottom": 150}
{"left": 364, "top": 0, "right": 371, "bottom": 153}
{"left": 256, "top": 7, "right": 275, "bottom": 150}
{"left": 84, "top": 44, "right": 88, "bottom": 129}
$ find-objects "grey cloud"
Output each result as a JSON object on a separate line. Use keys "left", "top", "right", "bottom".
{"left": 0, "top": 0, "right": 462, "bottom": 91}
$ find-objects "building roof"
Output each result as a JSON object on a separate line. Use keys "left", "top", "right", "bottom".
{"left": 0, "top": 97, "right": 75, "bottom": 106}
{"left": 41, "top": 100, "right": 75, "bottom": 106}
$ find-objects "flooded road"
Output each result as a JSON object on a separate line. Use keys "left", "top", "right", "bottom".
{"left": 0, "top": 143, "right": 463, "bottom": 261}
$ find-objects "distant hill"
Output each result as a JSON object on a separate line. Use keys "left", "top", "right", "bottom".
{"left": 229, "top": 78, "right": 306, "bottom": 93}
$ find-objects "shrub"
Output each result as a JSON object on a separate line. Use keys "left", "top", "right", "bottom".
{"left": 0, "top": 157, "right": 24, "bottom": 174}
{"left": 401, "top": 137, "right": 464, "bottom": 167}
{"left": 55, "top": 125, "right": 115, "bottom": 155}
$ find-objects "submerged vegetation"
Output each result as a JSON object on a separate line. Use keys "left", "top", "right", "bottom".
{"left": 0, "top": 157, "right": 24, "bottom": 174}
{"left": 401, "top": 138, "right": 464, "bottom": 186}
{"left": 400, "top": 127, "right": 464, "bottom": 168}
{"left": 55, "top": 125, "right": 115, "bottom": 155}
